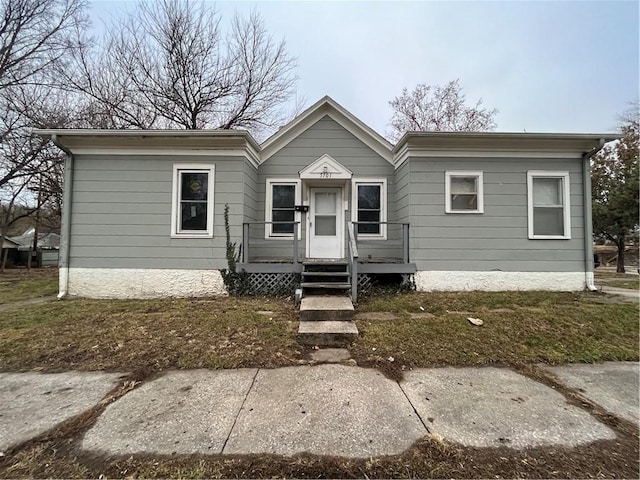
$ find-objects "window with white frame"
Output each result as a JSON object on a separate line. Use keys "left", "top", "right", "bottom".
{"left": 265, "top": 179, "right": 300, "bottom": 238}
{"left": 527, "top": 171, "right": 571, "bottom": 239}
{"left": 445, "top": 171, "right": 484, "bottom": 213}
{"left": 352, "top": 179, "right": 386, "bottom": 237}
{"left": 171, "top": 164, "right": 215, "bottom": 237}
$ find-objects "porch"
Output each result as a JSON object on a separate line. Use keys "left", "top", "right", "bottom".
{"left": 238, "top": 221, "right": 416, "bottom": 302}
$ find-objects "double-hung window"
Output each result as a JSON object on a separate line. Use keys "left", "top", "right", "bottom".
{"left": 266, "top": 179, "right": 300, "bottom": 238}
{"left": 445, "top": 171, "right": 484, "bottom": 213}
{"left": 352, "top": 179, "right": 387, "bottom": 238}
{"left": 171, "top": 164, "right": 215, "bottom": 237}
{"left": 527, "top": 171, "right": 571, "bottom": 239}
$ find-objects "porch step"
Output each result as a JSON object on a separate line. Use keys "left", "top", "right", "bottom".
{"left": 301, "top": 261, "right": 351, "bottom": 295}
{"left": 302, "top": 260, "right": 349, "bottom": 265}
{"left": 297, "top": 321, "right": 358, "bottom": 347}
{"left": 300, "top": 282, "right": 351, "bottom": 290}
{"left": 299, "top": 295, "right": 354, "bottom": 322}
{"left": 301, "top": 271, "right": 350, "bottom": 277}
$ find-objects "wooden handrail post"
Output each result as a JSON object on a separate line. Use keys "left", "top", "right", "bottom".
{"left": 293, "top": 223, "right": 299, "bottom": 264}
{"left": 351, "top": 257, "right": 358, "bottom": 303}
{"left": 242, "top": 223, "right": 249, "bottom": 263}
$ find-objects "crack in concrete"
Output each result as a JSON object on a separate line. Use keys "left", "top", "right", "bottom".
{"left": 397, "top": 379, "right": 431, "bottom": 435}
{"left": 221, "top": 368, "right": 260, "bottom": 454}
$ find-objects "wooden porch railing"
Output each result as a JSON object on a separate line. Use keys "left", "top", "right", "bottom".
{"left": 242, "top": 222, "right": 300, "bottom": 265}
{"left": 346, "top": 222, "right": 359, "bottom": 303}
{"left": 351, "top": 222, "right": 410, "bottom": 264}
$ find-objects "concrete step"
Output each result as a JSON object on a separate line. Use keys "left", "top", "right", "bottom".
{"left": 297, "top": 321, "right": 358, "bottom": 347}
{"left": 299, "top": 295, "right": 355, "bottom": 321}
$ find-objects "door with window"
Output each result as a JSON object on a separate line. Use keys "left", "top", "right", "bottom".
{"left": 308, "top": 187, "right": 343, "bottom": 258}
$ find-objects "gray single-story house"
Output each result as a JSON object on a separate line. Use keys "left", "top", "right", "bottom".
{"left": 36, "top": 96, "right": 616, "bottom": 299}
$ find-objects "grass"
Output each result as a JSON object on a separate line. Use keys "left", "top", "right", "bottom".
{"left": 0, "top": 268, "right": 58, "bottom": 304}
{"left": 0, "top": 289, "right": 637, "bottom": 375}
{"left": 0, "top": 296, "right": 302, "bottom": 373}
{"left": 352, "top": 291, "right": 638, "bottom": 376}
{"left": 595, "top": 270, "right": 640, "bottom": 290}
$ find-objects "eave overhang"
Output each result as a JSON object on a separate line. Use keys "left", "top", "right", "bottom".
{"left": 392, "top": 131, "right": 620, "bottom": 167}
{"left": 34, "top": 129, "right": 262, "bottom": 167}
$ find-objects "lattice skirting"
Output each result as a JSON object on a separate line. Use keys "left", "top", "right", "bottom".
{"left": 244, "top": 272, "right": 414, "bottom": 296}
{"left": 247, "top": 273, "right": 300, "bottom": 296}
{"left": 357, "top": 273, "right": 415, "bottom": 294}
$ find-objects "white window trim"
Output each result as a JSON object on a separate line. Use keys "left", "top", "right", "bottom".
{"left": 265, "top": 178, "right": 302, "bottom": 239}
{"left": 445, "top": 171, "right": 484, "bottom": 214}
{"left": 171, "top": 163, "right": 215, "bottom": 238}
{"left": 351, "top": 178, "right": 387, "bottom": 239}
{"left": 527, "top": 171, "right": 571, "bottom": 240}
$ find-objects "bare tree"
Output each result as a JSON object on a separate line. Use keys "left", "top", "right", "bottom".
{"left": 0, "top": 0, "right": 87, "bottom": 91}
{"left": 0, "top": 0, "right": 87, "bottom": 237}
{"left": 62, "top": 0, "right": 297, "bottom": 136}
{"left": 387, "top": 80, "right": 498, "bottom": 142}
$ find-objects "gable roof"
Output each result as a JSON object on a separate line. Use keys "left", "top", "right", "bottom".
{"left": 260, "top": 96, "right": 393, "bottom": 164}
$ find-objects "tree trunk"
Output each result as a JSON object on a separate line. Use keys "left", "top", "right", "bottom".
{"left": 616, "top": 237, "right": 626, "bottom": 273}
{"left": 0, "top": 248, "right": 7, "bottom": 273}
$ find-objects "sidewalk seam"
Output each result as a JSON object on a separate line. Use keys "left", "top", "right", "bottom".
{"left": 397, "top": 380, "right": 431, "bottom": 435}
{"left": 221, "top": 367, "right": 260, "bottom": 454}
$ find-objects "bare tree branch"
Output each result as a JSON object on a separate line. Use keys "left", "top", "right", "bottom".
{"left": 387, "top": 80, "right": 498, "bottom": 142}
{"left": 58, "top": 0, "right": 297, "bottom": 135}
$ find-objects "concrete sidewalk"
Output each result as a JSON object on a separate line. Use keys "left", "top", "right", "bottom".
{"left": 600, "top": 286, "right": 640, "bottom": 301}
{"left": 1, "top": 362, "right": 637, "bottom": 458}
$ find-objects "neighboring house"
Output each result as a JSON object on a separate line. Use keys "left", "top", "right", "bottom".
{"left": 36, "top": 96, "right": 616, "bottom": 299}
{"left": 4, "top": 228, "right": 60, "bottom": 267}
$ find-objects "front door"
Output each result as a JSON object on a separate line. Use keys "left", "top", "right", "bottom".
{"left": 308, "top": 187, "right": 343, "bottom": 258}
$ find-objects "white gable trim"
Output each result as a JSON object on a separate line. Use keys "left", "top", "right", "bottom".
{"left": 261, "top": 96, "right": 393, "bottom": 164}
{"left": 299, "top": 154, "right": 353, "bottom": 180}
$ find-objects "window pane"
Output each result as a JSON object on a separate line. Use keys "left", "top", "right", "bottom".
{"left": 272, "top": 210, "right": 295, "bottom": 234}
{"left": 180, "top": 202, "right": 207, "bottom": 231}
{"left": 451, "top": 194, "right": 478, "bottom": 210}
{"left": 315, "top": 192, "right": 336, "bottom": 215}
{"left": 273, "top": 185, "right": 295, "bottom": 209}
{"left": 315, "top": 215, "right": 336, "bottom": 235}
{"left": 533, "top": 207, "right": 564, "bottom": 236}
{"left": 358, "top": 210, "right": 380, "bottom": 234}
{"left": 451, "top": 177, "right": 477, "bottom": 194}
{"left": 181, "top": 172, "right": 208, "bottom": 201}
{"left": 533, "top": 178, "right": 562, "bottom": 206}
{"left": 358, "top": 185, "right": 380, "bottom": 210}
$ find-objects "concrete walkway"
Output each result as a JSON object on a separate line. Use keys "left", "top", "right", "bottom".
{"left": 600, "top": 286, "right": 640, "bottom": 301}
{"left": 0, "top": 363, "right": 637, "bottom": 458}
{"left": 0, "top": 295, "right": 58, "bottom": 312}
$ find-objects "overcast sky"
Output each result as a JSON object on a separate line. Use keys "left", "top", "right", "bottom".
{"left": 92, "top": 0, "right": 638, "bottom": 136}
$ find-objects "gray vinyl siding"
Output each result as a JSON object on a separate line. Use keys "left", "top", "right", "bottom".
{"left": 394, "top": 159, "right": 410, "bottom": 224}
{"left": 243, "top": 159, "right": 258, "bottom": 223}
{"left": 254, "top": 115, "right": 397, "bottom": 260}
{"left": 406, "top": 156, "right": 585, "bottom": 272}
{"left": 69, "top": 154, "right": 247, "bottom": 270}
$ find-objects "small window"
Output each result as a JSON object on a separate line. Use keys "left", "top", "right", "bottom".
{"left": 352, "top": 179, "right": 387, "bottom": 238}
{"left": 527, "top": 171, "right": 571, "bottom": 239}
{"left": 266, "top": 179, "right": 300, "bottom": 238}
{"left": 171, "top": 164, "right": 215, "bottom": 237}
{"left": 445, "top": 171, "right": 484, "bottom": 213}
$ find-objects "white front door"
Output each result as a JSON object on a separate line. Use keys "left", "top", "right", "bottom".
{"left": 308, "top": 187, "right": 343, "bottom": 259}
